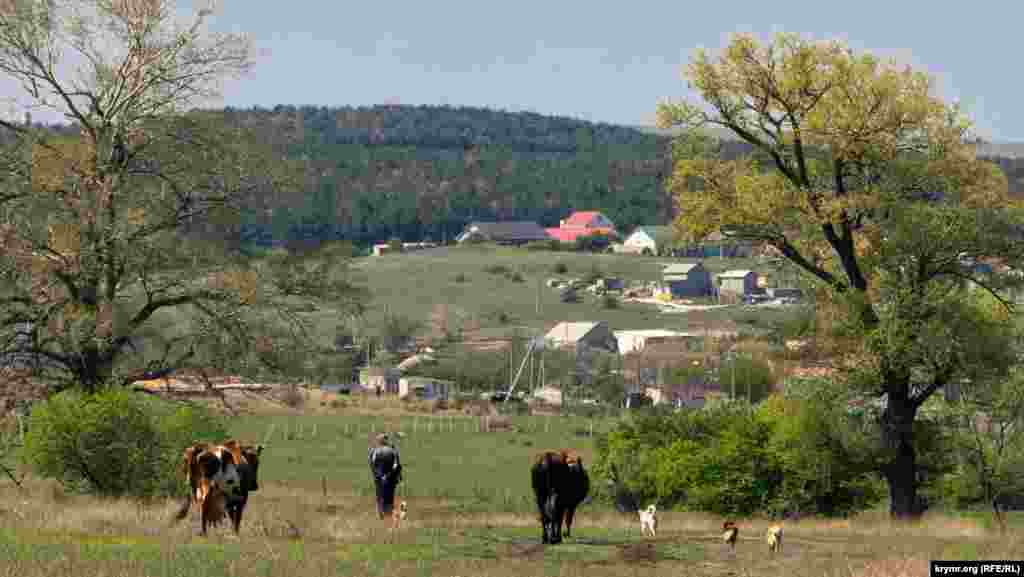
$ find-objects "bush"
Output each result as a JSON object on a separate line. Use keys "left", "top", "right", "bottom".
{"left": 593, "top": 382, "right": 886, "bottom": 517}
{"left": 601, "top": 294, "right": 620, "bottom": 309}
{"left": 553, "top": 262, "right": 569, "bottom": 274}
{"left": 21, "top": 388, "right": 229, "bottom": 498}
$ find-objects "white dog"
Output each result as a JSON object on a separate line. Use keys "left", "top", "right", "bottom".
{"left": 766, "top": 524, "right": 783, "bottom": 554}
{"left": 639, "top": 504, "right": 658, "bottom": 537}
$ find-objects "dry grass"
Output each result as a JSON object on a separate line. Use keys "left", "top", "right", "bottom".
{"left": 0, "top": 410, "right": 1021, "bottom": 576}
{"left": 0, "top": 479, "right": 1019, "bottom": 577}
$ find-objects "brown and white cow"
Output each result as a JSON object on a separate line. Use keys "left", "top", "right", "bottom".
{"left": 174, "top": 440, "right": 263, "bottom": 536}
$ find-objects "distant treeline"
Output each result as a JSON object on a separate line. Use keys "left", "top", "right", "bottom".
{"left": 13, "top": 104, "right": 1024, "bottom": 251}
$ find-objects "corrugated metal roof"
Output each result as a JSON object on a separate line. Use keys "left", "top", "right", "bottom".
{"left": 614, "top": 329, "right": 695, "bottom": 338}
{"left": 545, "top": 321, "right": 604, "bottom": 344}
{"left": 662, "top": 263, "right": 702, "bottom": 275}
{"left": 461, "top": 221, "right": 551, "bottom": 242}
{"left": 718, "top": 269, "right": 755, "bottom": 278}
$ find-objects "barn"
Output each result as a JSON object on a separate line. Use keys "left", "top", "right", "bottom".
{"left": 662, "top": 262, "right": 712, "bottom": 297}
{"left": 716, "top": 270, "right": 760, "bottom": 299}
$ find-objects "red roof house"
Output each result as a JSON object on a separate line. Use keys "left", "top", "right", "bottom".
{"left": 545, "top": 211, "right": 618, "bottom": 243}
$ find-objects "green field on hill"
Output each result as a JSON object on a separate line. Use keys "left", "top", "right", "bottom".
{"left": 352, "top": 244, "right": 804, "bottom": 341}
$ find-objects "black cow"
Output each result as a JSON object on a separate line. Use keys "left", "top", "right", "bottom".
{"left": 530, "top": 449, "right": 590, "bottom": 544}
{"left": 369, "top": 435, "right": 403, "bottom": 519}
{"left": 224, "top": 441, "right": 263, "bottom": 534}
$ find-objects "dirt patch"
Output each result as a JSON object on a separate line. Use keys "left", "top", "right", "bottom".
{"left": 619, "top": 542, "right": 660, "bottom": 564}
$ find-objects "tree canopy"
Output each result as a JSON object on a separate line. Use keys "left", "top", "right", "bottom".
{"left": 657, "top": 32, "right": 1024, "bottom": 518}
{"left": 0, "top": 0, "right": 365, "bottom": 393}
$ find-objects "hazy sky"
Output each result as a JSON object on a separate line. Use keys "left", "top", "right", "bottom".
{"left": 4, "top": 1, "right": 1022, "bottom": 141}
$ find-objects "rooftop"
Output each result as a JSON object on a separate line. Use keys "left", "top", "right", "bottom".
{"left": 545, "top": 321, "right": 605, "bottom": 343}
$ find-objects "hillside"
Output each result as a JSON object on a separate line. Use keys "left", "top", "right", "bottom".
{"left": 222, "top": 105, "right": 1024, "bottom": 250}
{"left": 18, "top": 105, "right": 1024, "bottom": 251}
{"left": 220, "top": 105, "right": 678, "bottom": 249}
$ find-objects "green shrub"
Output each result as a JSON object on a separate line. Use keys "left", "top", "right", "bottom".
{"left": 553, "top": 262, "right": 569, "bottom": 274}
{"left": 601, "top": 294, "right": 620, "bottom": 309}
{"left": 593, "top": 381, "right": 886, "bottom": 518}
{"left": 22, "top": 388, "right": 228, "bottom": 498}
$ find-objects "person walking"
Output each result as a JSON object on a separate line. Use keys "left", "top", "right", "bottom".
{"left": 368, "top": 433, "right": 403, "bottom": 519}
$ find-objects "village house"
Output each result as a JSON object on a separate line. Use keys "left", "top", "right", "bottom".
{"left": 544, "top": 321, "right": 618, "bottom": 384}
{"left": 716, "top": 270, "right": 760, "bottom": 301}
{"left": 455, "top": 221, "right": 552, "bottom": 245}
{"left": 545, "top": 321, "right": 618, "bottom": 354}
{"left": 398, "top": 376, "right": 452, "bottom": 400}
{"left": 544, "top": 211, "right": 618, "bottom": 244}
{"left": 614, "top": 329, "right": 699, "bottom": 356}
{"left": 621, "top": 226, "right": 677, "bottom": 256}
{"left": 360, "top": 366, "right": 400, "bottom": 394}
{"left": 661, "top": 262, "right": 713, "bottom": 298}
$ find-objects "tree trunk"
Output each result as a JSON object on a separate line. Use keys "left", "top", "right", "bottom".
{"left": 880, "top": 389, "right": 923, "bottom": 520}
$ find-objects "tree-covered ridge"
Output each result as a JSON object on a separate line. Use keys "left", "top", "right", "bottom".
{"left": 23, "top": 103, "right": 1024, "bottom": 251}
{"left": 212, "top": 104, "right": 677, "bottom": 248}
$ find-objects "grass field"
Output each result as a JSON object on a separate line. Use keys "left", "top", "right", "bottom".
{"left": 352, "top": 244, "right": 802, "bottom": 340}
{"left": 1, "top": 408, "right": 1021, "bottom": 576}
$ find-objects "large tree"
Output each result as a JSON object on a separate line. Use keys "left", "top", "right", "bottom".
{"left": 0, "top": 0, "right": 365, "bottom": 393}
{"left": 656, "top": 33, "right": 1024, "bottom": 518}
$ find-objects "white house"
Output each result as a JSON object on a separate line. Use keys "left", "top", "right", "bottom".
{"left": 614, "top": 329, "right": 697, "bottom": 355}
{"left": 622, "top": 226, "right": 676, "bottom": 255}
{"left": 398, "top": 376, "right": 452, "bottom": 400}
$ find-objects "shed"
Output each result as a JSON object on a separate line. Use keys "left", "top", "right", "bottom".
{"left": 623, "top": 226, "right": 677, "bottom": 255}
{"left": 662, "top": 262, "right": 712, "bottom": 297}
{"left": 716, "top": 270, "right": 760, "bottom": 297}
{"left": 398, "top": 376, "right": 452, "bottom": 400}
{"left": 614, "top": 329, "right": 697, "bottom": 355}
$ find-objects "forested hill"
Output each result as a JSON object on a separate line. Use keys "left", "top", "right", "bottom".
{"left": 216, "top": 104, "right": 754, "bottom": 250}
{"left": 219, "top": 104, "right": 663, "bottom": 248}
{"left": 21, "top": 104, "right": 1024, "bottom": 251}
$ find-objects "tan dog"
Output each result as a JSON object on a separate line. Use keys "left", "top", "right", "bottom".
{"left": 722, "top": 521, "right": 739, "bottom": 550}
{"left": 392, "top": 500, "right": 407, "bottom": 529}
{"left": 766, "top": 524, "right": 783, "bottom": 554}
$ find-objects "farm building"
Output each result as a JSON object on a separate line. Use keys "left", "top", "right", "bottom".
{"left": 661, "top": 262, "right": 712, "bottom": 297}
{"left": 532, "top": 385, "right": 563, "bottom": 406}
{"left": 398, "top": 376, "right": 452, "bottom": 400}
{"left": 455, "top": 221, "right": 551, "bottom": 245}
{"left": 716, "top": 270, "right": 760, "bottom": 298}
{"left": 614, "top": 329, "right": 698, "bottom": 355}
{"left": 545, "top": 211, "right": 618, "bottom": 243}
{"left": 360, "top": 366, "right": 400, "bottom": 394}
{"left": 544, "top": 321, "right": 618, "bottom": 354}
{"left": 622, "top": 226, "right": 677, "bottom": 255}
